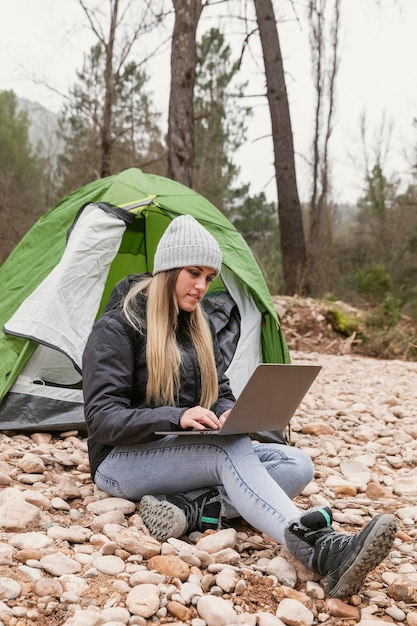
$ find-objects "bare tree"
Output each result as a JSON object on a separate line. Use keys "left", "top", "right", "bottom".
{"left": 307, "top": 0, "right": 341, "bottom": 295}
{"left": 253, "top": 0, "right": 307, "bottom": 295}
{"left": 168, "top": 0, "right": 204, "bottom": 187}
{"left": 79, "top": 0, "right": 168, "bottom": 178}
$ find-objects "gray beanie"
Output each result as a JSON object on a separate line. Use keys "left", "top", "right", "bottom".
{"left": 153, "top": 215, "right": 222, "bottom": 275}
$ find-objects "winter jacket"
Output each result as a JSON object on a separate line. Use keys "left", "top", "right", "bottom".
{"left": 82, "top": 296, "right": 236, "bottom": 480}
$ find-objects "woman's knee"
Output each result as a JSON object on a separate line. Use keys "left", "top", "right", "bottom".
{"left": 291, "top": 447, "right": 314, "bottom": 480}
{"left": 256, "top": 443, "right": 314, "bottom": 497}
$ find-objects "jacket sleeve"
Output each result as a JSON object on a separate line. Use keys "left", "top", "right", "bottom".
{"left": 82, "top": 314, "right": 184, "bottom": 446}
{"left": 210, "top": 326, "right": 236, "bottom": 417}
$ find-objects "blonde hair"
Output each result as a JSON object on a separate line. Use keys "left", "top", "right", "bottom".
{"left": 123, "top": 271, "right": 219, "bottom": 408}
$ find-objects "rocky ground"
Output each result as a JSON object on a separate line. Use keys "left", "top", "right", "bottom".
{"left": 0, "top": 331, "right": 416, "bottom": 624}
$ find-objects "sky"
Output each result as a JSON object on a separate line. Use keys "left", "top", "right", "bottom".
{"left": 1, "top": 0, "right": 416, "bottom": 205}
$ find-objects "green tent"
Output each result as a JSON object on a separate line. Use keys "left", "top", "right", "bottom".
{"left": 0, "top": 168, "right": 289, "bottom": 431}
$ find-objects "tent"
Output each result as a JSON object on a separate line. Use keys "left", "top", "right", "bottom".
{"left": 0, "top": 168, "right": 290, "bottom": 432}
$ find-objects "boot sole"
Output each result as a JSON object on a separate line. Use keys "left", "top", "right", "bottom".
{"left": 326, "top": 513, "right": 397, "bottom": 599}
{"left": 139, "top": 495, "right": 188, "bottom": 542}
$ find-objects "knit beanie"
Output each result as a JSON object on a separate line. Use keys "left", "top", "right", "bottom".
{"left": 153, "top": 215, "right": 222, "bottom": 275}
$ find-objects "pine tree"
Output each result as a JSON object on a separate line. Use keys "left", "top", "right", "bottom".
{"left": 58, "top": 42, "right": 165, "bottom": 195}
{"left": 193, "top": 28, "right": 250, "bottom": 215}
{"left": 0, "top": 90, "right": 45, "bottom": 262}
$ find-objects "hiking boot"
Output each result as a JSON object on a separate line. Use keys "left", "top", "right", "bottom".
{"left": 139, "top": 489, "right": 221, "bottom": 542}
{"left": 286, "top": 507, "right": 397, "bottom": 599}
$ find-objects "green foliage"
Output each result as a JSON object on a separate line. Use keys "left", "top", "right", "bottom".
{"left": 0, "top": 90, "right": 45, "bottom": 262}
{"left": 359, "top": 163, "right": 390, "bottom": 218}
{"left": 0, "top": 91, "right": 40, "bottom": 182}
{"left": 232, "top": 190, "right": 283, "bottom": 293}
{"left": 193, "top": 28, "right": 251, "bottom": 214}
{"left": 365, "top": 293, "right": 403, "bottom": 329}
{"left": 402, "top": 286, "right": 417, "bottom": 321}
{"left": 355, "top": 264, "right": 392, "bottom": 302}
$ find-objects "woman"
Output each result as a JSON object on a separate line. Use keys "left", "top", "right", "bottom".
{"left": 82, "top": 214, "right": 396, "bottom": 600}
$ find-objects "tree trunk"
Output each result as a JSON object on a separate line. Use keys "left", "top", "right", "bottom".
{"left": 254, "top": 0, "right": 307, "bottom": 295}
{"left": 168, "top": 0, "right": 203, "bottom": 187}
{"left": 307, "top": 0, "right": 341, "bottom": 295}
{"left": 100, "top": 0, "right": 118, "bottom": 178}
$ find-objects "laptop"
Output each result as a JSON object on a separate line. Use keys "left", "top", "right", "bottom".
{"left": 155, "top": 363, "right": 321, "bottom": 436}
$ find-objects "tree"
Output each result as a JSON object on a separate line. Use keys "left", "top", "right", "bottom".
{"left": 58, "top": 41, "right": 165, "bottom": 194}
{"left": 58, "top": 0, "right": 167, "bottom": 193}
{"left": 233, "top": 189, "right": 283, "bottom": 293}
{"left": 193, "top": 27, "right": 250, "bottom": 214}
{"left": 253, "top": 0, "right": 307, "bottom": 295}
{"left": 306, "top": 0, "right": 341, "bottom": 295}
{"left": 168, "top": 0, "right": 203, "bottom": 187}
{"left": 0, "top": 91, "right": 45, "bottom": 262}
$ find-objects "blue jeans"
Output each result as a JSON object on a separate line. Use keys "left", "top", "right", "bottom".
{"left": 94, "top": 434, "right": 314, "bottom": 545}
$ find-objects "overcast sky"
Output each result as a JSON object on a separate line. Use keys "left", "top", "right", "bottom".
{"left": 1, "top": 0, "right": 416, "bottom": 205}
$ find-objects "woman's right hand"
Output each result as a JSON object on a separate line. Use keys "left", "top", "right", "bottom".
{"left": 180, "top": 406, "right": 222, "bottom": 431}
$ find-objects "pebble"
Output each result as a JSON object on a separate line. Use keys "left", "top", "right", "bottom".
{"left": 0, "top": 350, "right": 414, "bottom": 624}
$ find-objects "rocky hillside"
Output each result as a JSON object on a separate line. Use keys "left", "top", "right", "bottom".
{"left": 17, "top": 97, "right": 61, "bottom": 155}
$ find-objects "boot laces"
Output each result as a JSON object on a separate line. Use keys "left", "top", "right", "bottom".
{"left": 184, "top": 495, "right": 212, "bottom": 532}
{"left": 320, "top": 531, "right": 354, "bottom": 551}
{"left": 314, "top": 529, "right": 356, "bottom": 575}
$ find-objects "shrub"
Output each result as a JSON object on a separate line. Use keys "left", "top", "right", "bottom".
{"left": 355, "top": 264, "right": 392, "bottom": 303}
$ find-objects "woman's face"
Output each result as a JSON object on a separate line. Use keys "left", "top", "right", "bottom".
{"left": 175, "top": 266, "right": 217, "bottom": 311}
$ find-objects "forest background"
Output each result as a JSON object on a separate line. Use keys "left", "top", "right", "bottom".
{"left": 1, "top": 0, "right": 417, "bottom": 359}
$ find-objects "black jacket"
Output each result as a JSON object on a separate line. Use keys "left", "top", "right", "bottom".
{"left": 82, "top": 297, "right": 235, "bottom": 479}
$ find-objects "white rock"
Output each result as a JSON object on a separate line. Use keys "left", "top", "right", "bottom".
{"left": 18, "top": 565, "right": 43, "bottom": 582}
{"left": 22, "top": 490, "right": 51, "bottom": 509}
{"left": 196, "top": 528, "right": 238, "bottom": 554}
{"left": 0, "top": 599, "right": 13, "bottom": 616}
{"left": 305, "top": 580, "right": 325, "bottom": 599}
{"left": 397, "top": 506, "right": 417, "bottom": 521}
{"left": 197, "top": 595, "right": 237, "bottom": 626}
{"left": 61, "top": 608, "right": 103, "bottom": 625}
{"left": 0, "top": 577, "right": 21, "bottom": 599}
{"left": 103, "top": 524, "right": 160, "bottom": 557}
{"left": 276, "top": 598, "right": 314, "bottom": 626}
{"left": 385, "top": 606, "right": 406, "bottom": 621}
{"left": 356, "top": 616, "right": 394, "bottom": 626}
{"left": 93, "top": 555, "right": 126, "bottom": 575}
{"left": 215, "top": 567, "right": 239, "bottom": 593}
{"left": 57, "top": 574, "right": 90, "bottom": 595}
{"left": 130, "top": 570, "right": 165, "bottom": 585}
{"left": 210, "top": 547, "right": 241, "bottom": 564}
{"left": 179, "top": 581, "right": 204, "bottom": 603}
{"left": 18, "top": 452, "right": 46, "bottom": 474}
{"left": 236, "top": 613, "right": 257, "bottom": 626}
{"left": 100, "top": 606, "right": 131, "bottom": 623}
{"left": 87, "top": 497, "right": 136, "bottom": 515}
{"left": 17, "top": 473, "right": 45, "bottom": 484}
{"left": 0, "top": 495, "right": 41, "bottom": 531}
{"left": 47, "top": 525, "right": 91, "bottom": 543}
{"left": 393, "top": 476, "right": 417, "bottom": 496}
{"left": 90, "top": 509, "right": 127, "bottom": 531}
{"left": 0, "top": 543, "right": 14, "bottom": 564}
{"left": 125, "top": 583, "right": 160, "bottom": 617}
{"left": 40, "top": 553, "right": 82, "bottom": 576}
{"left": 257, "top": 611, "right": 287, "bottom": 626}
{"left": 266, "top": 556, "right": 297, "bottom": 588}
{"left": 50, "top": 497, "right": 71, "bottom": 510}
